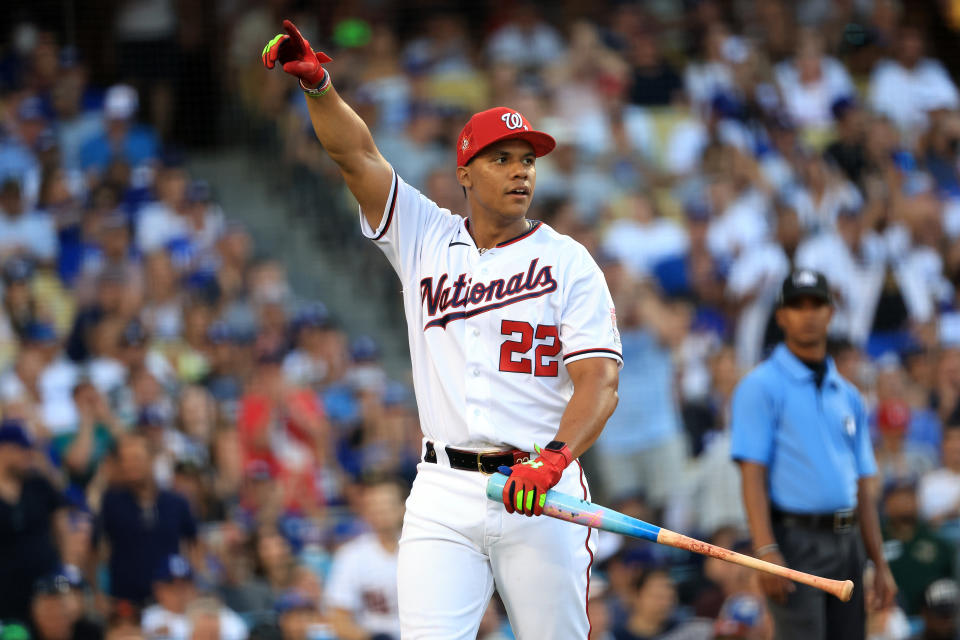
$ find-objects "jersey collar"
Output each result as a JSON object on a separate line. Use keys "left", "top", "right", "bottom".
{"left": 462, "top": 218, "right": 542, "bottom": 252}
{"left": 772, "top": 343, "right": 841, "bottom": 387}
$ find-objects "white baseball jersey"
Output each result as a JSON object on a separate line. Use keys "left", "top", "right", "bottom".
{"left": 360, "top": 171, "right": 622, "bottom": 453}
{"left": 324, "top": 533, "right": 400, "bottom": 637}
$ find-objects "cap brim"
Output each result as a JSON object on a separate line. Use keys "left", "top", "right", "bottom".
{"left": 463, "top": 130, "right": 556, "bottom": 166}
{"left": 780, "top": 289, "right": 831, "bottom": 305}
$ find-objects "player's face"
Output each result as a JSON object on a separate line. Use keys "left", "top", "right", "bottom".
{"left": 460, "top": 140, "right": 536, "bottom": 219}
{"left": 776, "top": 296, "right": 832, "bottom": 347}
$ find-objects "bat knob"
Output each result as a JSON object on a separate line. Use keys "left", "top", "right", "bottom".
{"left": 838, "top": 580, "right": 854, "bottom": 602}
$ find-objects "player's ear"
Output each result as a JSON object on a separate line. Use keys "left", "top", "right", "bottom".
{"left": 774, "top": 307, "right": 785, "bottom": 331}
{"left": 456, "top": 166, "right": 471, "bottom": 191}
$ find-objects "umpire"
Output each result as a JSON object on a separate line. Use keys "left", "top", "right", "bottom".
{"left": 730, "top": 269, "right": 896, "bottom": 639}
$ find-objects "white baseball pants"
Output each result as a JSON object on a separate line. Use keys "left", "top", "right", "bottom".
{"left": 397, "top": 453, "right": 597, "bottom": 639}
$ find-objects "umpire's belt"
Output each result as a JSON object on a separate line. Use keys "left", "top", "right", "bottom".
{"left": 423, "top": 440, "right": 531, "bottom": 475}
{"left": 771, "top": 507, "right": 858, "bottom": 533}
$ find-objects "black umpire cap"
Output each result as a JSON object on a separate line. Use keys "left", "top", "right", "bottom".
{"left": 778, "top": 269, "right": 831, "bottom": 306}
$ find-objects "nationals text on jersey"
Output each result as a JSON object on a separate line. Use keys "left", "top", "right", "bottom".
{"left": 420, "top": 257, "right": 558, "bottom": 329}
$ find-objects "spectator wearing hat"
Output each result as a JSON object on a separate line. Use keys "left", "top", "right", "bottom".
{"left": 73, "top": 209, "right": 142, "bottom": 308}
{"left": 731, "top": 269, "right": 895, "bottom": 639}
{"left": 0, "top": 178, "right": 57, "bottom": 266}
{"left": 141, "top": 554, "right": 247, "bottom": 640}
{"left": 202, "top": 322, "right": 245, "bottom": 405}
{"left": 0, "top": 420, "right": 68, "bottom": 623}
{"left": 78, "top": 84, "right": 159, "bottom": 174}
{"left": 99, "top": 433, "right": 197, "bottom": 606}
{"left": 135, "top": 157, "right": 191, "bottom": 254}
{"left": 274, "top": 590, "right": 330, "bottom": 640}
{"left": 919, "top": 423, "right": 960, "bottom": 526}
{"left": 913, "top": 579, "right": 960, "bottom": 640}
{"left": 825, "top": 97, "right": 868, "bottom": 187}
{"left": 882, "top": 480, "right": 955, "bottom": 616}
{"left": 0, "top": 99, "right": 43, "bottom": 210}
{"left": 712, "top": 593, "right": 771, "bottom": 640}
{"left": 282, "top": 304, "right": 334, "bottom": 390}
{"left": 0, "top": 256, "right": 42, "bottom": 370}
{"left": 29, "top": 571, "right": 103, "bottom": 640}
{"left": 873, "top": 399, "right": 938, "bottom": 486}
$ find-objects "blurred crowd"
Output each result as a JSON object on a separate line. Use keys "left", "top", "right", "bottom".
{"left": 3, "top": 0, "right": 960, "bottom": 639}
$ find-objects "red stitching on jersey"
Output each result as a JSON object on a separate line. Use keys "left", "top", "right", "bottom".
{"left": 578, "top": 460, "right": 594, "bottom": 639}
{"left": 563, "top": 348, "right": 623, "bottom": 361}
{"left": 373, "top": 173, "right": 399, "bottom": 240}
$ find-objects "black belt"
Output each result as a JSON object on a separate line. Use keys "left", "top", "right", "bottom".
{"left": 772, "top": 507, "right": 858, "bottom": 533}
{"left": 424, "top": 441, "right": 531, "bottom": 475}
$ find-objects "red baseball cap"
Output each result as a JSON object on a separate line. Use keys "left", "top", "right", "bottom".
{"left": 456, "top": 107, "right": 556, "bottom": 167}
{"left": 877, "top": 399, "right": 911, "bottom": 434}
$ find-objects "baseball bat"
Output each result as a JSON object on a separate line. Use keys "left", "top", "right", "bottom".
{"left": 486, "top": 472, "right": 854, "bottom": 602}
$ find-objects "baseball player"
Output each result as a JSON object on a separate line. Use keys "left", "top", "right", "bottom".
{"left": 263, "top": 21, "right": 621, "bottom": 639}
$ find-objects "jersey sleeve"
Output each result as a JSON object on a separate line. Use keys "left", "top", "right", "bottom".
{"left": 359, "top": 169, "right": 452, "bottom": 282}
{"left": 324, "top": 544, "right": 361, "bottom": 612}
{"left": 559, "top": 252, "right": 623, "bottom": 368}
{"left": 730, "top": 373, "right": 776, "bottom": 465}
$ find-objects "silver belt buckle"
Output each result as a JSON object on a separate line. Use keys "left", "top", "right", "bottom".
{"left": 834, "top": 509, "right": 854, "bottom": 532}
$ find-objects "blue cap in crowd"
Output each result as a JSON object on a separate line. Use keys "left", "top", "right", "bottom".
{"left": 207, "top": 321, "right": 235, "bottom": 345}
{"left": 0, "top": 420, "right": 33, "bottom": 449}
{"left": 2, "top": 256, "right": 34, "bottom": 284}
{"left": 138, "top": 404, "right": 171, "bottom": 429}
{"left": 120, "top": 319, "right": 148, "bottom": 346}
{"left": 714, "top": 594, "right": 763, "bottom": 636}
{"left": 24, "top": 321, "right": 57, "bottom": 344}
{"left": 831, "top": 95, "right": 858, "bottom": 121}
{"left": 350, "top": 335, "right": 380, "bottom": 362}
{"left": 153, "top": 554, "right": 193, "bottom": 583}
{"left": 292, "top": 303, "right": 331, "bottom": 332}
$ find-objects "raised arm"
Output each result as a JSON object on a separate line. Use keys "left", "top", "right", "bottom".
{"left": 263, "top": 20, "right": 394, "bottom": 227}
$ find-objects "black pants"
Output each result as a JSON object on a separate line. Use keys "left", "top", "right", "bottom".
{"left": 767, "top": 522, "right": 866, "bottom": 640}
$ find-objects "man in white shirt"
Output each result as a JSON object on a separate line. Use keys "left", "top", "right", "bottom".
{"left": 868, "top": 23, "right": 959, "bottom": 136}
{"left": 0, "top": 179, "right": 56, "bottom": 266}
{"left": 325, "top": 477, "right": 404, "bottom": 640}
{"left": 919, "top": 424, "right": 960, "bottom": 525}
{"left": 142, "top": 554, "right": 247, "bottom": 640}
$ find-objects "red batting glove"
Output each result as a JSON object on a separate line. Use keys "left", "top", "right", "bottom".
{"left": 501, "top": 444, "right": 572, "bottom": 517}
{"left": 261, "top": 19, "right": 332, "bottom": 87}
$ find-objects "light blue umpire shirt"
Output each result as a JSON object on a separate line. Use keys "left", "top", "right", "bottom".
{"left": 730, "top": 343, "right": 877, "bottom": 513}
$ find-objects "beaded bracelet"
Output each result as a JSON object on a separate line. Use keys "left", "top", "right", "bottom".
{"left": 300, "top": 70, "right": 332, "bottom": 98}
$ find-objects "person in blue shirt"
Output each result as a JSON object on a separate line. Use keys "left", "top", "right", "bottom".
{"left": 99, "top": 433, "right": 197, "bottom": 606}
{"left": 730, "top": 269, "right": 897, "bottom": 639}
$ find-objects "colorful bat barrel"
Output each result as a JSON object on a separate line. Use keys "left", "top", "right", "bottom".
{"left": 485, "top": 472, "right": 661, "bottom": 542}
